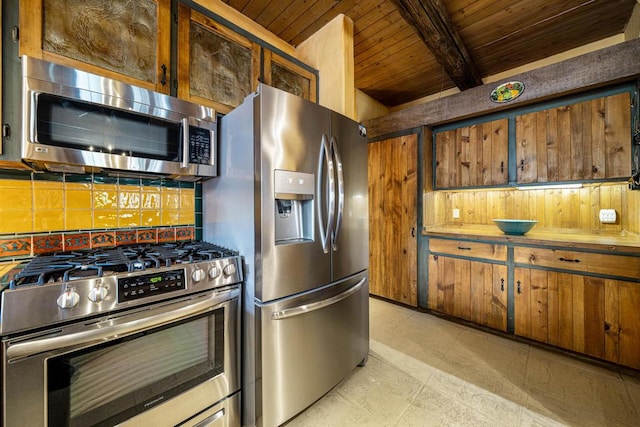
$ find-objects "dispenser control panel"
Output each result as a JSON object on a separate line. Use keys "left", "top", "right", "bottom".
{"left": 274, "top": 170, "right": 314, "bottom": 197}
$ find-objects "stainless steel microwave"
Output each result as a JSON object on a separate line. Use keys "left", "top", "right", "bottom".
{"left": 20, "top": 56, "right": 217, "bottom": 180}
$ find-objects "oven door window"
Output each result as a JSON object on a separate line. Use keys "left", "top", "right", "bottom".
{"left": 47, "top": 308, "right": 224, "bottom": 427}
{"left": 36, "top": 93, "right": 181, "bottom": 161}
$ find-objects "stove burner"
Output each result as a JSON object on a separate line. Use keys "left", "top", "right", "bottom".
{"left": 9, "top": 242, "right": 238, "bottom": 289}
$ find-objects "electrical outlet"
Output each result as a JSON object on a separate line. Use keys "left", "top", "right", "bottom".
{"left": 599, "top": 209, "right": 617, "bottom": 224}
{"left": 453, "top": 208, "right": 460, "bottom": 219}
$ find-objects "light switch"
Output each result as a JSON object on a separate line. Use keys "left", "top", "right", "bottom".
{"left": 453, "top": 208, "right": 460, "bottom": 219}
{"left": 599, "top": 209, "right": 616, "bottom": 224}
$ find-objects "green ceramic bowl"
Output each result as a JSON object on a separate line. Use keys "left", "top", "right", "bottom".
{"left": 493, "top": 219, "right": 538, "bottom": 235}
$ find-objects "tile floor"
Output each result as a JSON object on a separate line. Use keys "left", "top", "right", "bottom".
{"left": 286, "top": 297, "right": 640, "bottom": 426}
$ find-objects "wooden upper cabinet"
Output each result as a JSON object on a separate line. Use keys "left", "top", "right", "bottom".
{"left": 263, "top": 50, "right": 317, "bottom": 103}
{"left": 20, "top": 0, "right": 171, "bottom": 94}
{"left": 434, "top": 118, "right": 508, "bottom": 189}
{"left": 177, "top": 5, "right": 260, "bottom": 114}
{"left": 516, "top": 92, "right": 631, "bottom": 183}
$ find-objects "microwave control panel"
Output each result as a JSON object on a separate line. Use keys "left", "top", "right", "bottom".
{"left": 188, "top": 126, "right": 213, "bottom": 165}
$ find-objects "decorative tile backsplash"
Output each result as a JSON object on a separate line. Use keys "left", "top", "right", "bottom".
{"left": 0, "top": 171, "right": 202, "bottom": 258}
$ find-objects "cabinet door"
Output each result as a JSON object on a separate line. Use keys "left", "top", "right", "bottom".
{"left": 516, "top": 92, "right": 631, "bottom": 183}
{"left": 369, "top": 134, "right": 418, "bottom": 306}
{"left": 177, "top": 5, "right": 260, "bottom": 114}
{"left": 263, "top": 50, "right": 318, "bottom": 103}
{"left": 20, "top": 0, "right": 171, "bottom": 93}
{"left": 428, "top": 254, "right": 507, "bottom": 331}
{"left": 514, "top": 267, "right": 640, "bottom": 369}
{"left": 434, "top": 119, "right": 508, "bottom": 189}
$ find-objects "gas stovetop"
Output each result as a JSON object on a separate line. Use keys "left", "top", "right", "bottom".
{"left": 0, "top": 241, "right": 243, "bottom": 335}
{"left": 9, "top": 241, "right": 239, "bottom": 289}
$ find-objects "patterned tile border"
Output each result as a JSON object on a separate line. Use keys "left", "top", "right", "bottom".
{"left": 33, "top": 234, "right": 63, "bottom": 254}
{"left": 137, "top": 229, "right": 158, "bottom": 244}
{"left": 64, "top": 233, "right": 92, "bottom": 251}
{"left": 0, "top": 226, "right": 194, "bottom": 258}
{"left": 176, "top": 227, "right": 195, "bottom": 241}
{"left": 158, "top": 228, "right": 175, "bottom": 243}
{"left": 0, "top": 237, "right": 31, "bottom": 257}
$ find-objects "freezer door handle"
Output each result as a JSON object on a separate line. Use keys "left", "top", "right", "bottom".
{"left": 317, "top": 134, "right": 335, "bottom": 254}
{"left": 271, "top": 277, "right": 366, "bottom": 320}
{"left": 331, "top": 136, "right": 344, "bottom": 252}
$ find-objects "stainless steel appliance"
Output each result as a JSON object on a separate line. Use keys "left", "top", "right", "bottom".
{"left": 13, "top": 56, "right": 217, "bottom": 180}
{"left": 0, "top": 241, "right": 243, "bottom": 426}
{"left": 204, "top": 84, "right": 369, "bottom": 427}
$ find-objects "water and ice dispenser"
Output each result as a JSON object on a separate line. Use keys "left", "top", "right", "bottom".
{"left": 274, "top": 170, "right": 314, "bottom": 244}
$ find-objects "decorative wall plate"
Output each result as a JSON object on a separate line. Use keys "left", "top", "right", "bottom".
{"left": 490, "top": 81, "right": 525, "bottom": 103}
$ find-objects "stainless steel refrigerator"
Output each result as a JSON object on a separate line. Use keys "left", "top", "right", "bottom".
{"left": 203, "top": 84, "right": 369, "bottom": 427}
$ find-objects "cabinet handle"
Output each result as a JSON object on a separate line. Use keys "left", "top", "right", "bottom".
{"left": 457, "top": 246, "right": 472, "bottom": 251}
{"left": 411, "top": 227, "right": 415, "bottom": 238}
{"left": 559, "top": 257, "right": 580, "bottom": 263}
{"left": 160, "top": 64, "right": 167, "bottom": 86}
{"left": 500, "top": 278, "right": 504, "bottom": 292}
{"left": 516, "top": 280, "right": 521, "bottom": 294}
{"left": 433, "top": 255, "right": 438, "bottom": 261}
{"left": 520, "top": 159, "right": 525, "bottom": 172}
{"left": 604, "top": 322, "right": 611, "bottom": 332}
{"left": 500, "top": 161, "right": 504, "bottom": 174}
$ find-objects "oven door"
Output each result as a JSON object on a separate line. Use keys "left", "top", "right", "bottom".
{"left": 1, "top": 286, "right": 240, "bottom": 427}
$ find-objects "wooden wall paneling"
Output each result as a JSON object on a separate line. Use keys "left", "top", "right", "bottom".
{"left": 368, "top": 140, "right": 385, "bottom": 298}
{"left": 617, "top": 281, "right": 640, "bottom": 369}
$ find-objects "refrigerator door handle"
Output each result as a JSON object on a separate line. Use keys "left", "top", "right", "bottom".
{"left": 271, "top": 277, "right": 366, "bottom": 320}
{"left": 330, "top": 136, "right": 344, "bottom": 251}
{"left": 317, "top": 134, "right": 335, "bottom": 254}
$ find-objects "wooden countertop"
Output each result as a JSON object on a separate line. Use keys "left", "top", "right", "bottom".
{"left": 423, "top": 224, "right": 640, "bottom": 254}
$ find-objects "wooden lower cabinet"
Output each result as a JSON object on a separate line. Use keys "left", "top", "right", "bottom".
{"left": 428, "top": 255, "right": 508, "bottom": 331}
{"left": 514, "top": 267, "right": 640, "bottom": 369}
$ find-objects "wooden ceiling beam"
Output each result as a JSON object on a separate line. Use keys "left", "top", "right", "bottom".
{"left": 390, "top": 0, "right": 483, "bottom": 91}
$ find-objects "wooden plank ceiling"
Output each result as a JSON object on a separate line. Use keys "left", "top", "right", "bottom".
{"left": 222, "top": 0, "right": 638, "bottom": 108}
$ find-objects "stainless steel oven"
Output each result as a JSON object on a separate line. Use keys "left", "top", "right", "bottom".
{"left": 0, "top": 242, "right": 242, "bottom": 427}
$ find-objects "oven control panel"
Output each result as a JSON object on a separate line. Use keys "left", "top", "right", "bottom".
{"left": 117, "top": 269, "right": 186, "bottom": 303}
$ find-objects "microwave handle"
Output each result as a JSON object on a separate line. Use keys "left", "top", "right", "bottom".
{"left": 181, "top": 117, "right": 190, "bottom": 169}
{"left": 29, "top": 91, "right": 40, "bottom": 143}
{"left": 6, "top": 288, "right": 239, "bottom": 361}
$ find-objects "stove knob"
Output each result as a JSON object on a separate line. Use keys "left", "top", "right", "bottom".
{"left": 57, "top": 285, "right": 80, "bottom": 309}
{"left": 223, "top": 263, "right": 237, "bottom": 277}
{"left": 209, "top": 266, "right": 221, "bottom": 279}
{"left": 192, "top": 268, "right": 206, "bottom": 282}
{"left": 88, "top": 285, "right": 108, "bottom": 303}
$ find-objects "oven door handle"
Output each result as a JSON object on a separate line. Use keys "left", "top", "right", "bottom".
{"left": 6, "top": 289, "right": 238, "bottom": 361}
{"left": 271, "top": 277, "right": 365, "bottom": 320}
